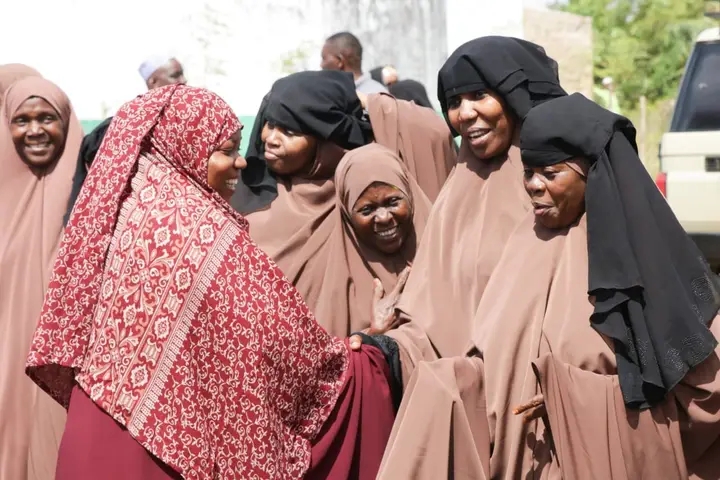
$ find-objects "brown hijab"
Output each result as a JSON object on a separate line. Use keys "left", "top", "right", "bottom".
{"left": 322, "top": 144, "right": 430, "bottom": 336}
{"left": 0, "top": 77, "right": 82, "bottom": 480}
{"left": 367, "top": 92, "right": 456, "bottom": 201}
{"left": 0, "top": 64, "right": 41, "bottom": 105}
{"left": 249, "top": 143, "right": 430, "bottom": 337}
{"left": 389, "top": 36, "right": 567, "bottom": 364}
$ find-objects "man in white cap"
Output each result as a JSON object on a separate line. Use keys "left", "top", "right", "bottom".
{"left": 138, "top": 55, "right": 186, "bottom": 90}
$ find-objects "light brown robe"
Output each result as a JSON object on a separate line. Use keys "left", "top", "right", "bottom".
{"left": 380, "top": 213, "right": 720, "bottom": 479}
{"left": 387, "top": 139, "right": 531, "bottom": 385}
{"left": 366, "top": 93, "right": 457, "bottom": 201}
{"left": 0, "top": 78, "right": 81, "bottom": 480}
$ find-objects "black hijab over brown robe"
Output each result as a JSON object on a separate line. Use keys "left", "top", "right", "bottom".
{"left": 231, "top": 71, "right": 372, "bottom": 215}
{"left": 521, "top": 93, "right": 720, "bottom": 408}
{"left": 437, "top": 36, "right": 564, "bottom": 136}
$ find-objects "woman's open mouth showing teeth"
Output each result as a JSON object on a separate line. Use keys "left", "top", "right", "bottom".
{"left": 467, "top": 129, "right": 490, "bottom": 140}
{"left": 26, "top": 143, "right": 50, "bottom": 152}
{"left": 375, "top": 226, "right": 398, "bottom": 239}
{"left": 225, "top": 180, "right": 238, "bottom": 191}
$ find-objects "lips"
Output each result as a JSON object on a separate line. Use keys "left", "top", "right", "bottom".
{"left": 374, "top": 226, "right": 400, "bottom": 242}
{"left": 25, "top": 142, "right": 51, "bottom": 154}
{"left": 264, "top": 151, "right": 281, "bottom": 162}
{"left": 465, "top": 128, "right": 491, "bottom": 145}
{"left": 532, "top": 202, "right": 553, "bottom": 215}
{"left": 225, "top": 179, "right": 238, "bottom": 191}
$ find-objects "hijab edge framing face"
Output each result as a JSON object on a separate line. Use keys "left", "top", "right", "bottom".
{"left": 347, "top": 180, "right": 413, "bottom": 256}
{"left": 7, "top": 94, "right": 68, "bottom": 170}
{"left": 437, "top": 36, "right": 566, "bottom": 160}
{"left": 521, "top": 92, "right": 720, "bottom": 409}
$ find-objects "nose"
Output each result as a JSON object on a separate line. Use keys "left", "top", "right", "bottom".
{"left": 265, "top": 129, "right": 280, "bottom": 148}
{"left": 458, "top": 99, "right": 478, "bottom": 122}
{"left": 234, "top": 153, "right": 247, "bottom": 170}
{"left": 374, "top": 207, "right": 393, "bottom": 224}
{"left": 525, "top": 173, "right": 545, "bottom": 196}
{"left": 27, "top": 120, "right": 44, "bottom": 136}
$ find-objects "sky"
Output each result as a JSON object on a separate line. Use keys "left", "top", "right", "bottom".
{"left": 2, "top": 0, "right": 554, "bottom": 119}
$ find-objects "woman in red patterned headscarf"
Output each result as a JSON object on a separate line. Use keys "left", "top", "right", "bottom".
{"left": 25, "top": 84, "right": 395, "bottom": 480}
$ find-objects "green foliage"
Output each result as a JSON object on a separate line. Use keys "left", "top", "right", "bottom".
{"left": 555, "top": 0, "right": 713, "bottom": 109}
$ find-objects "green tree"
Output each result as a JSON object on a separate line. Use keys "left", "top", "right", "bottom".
{"left": 555, "top": 0, "right": 712, "bottom": 109}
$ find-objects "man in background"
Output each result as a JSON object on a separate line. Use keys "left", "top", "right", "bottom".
{"left": 64, "top": 55, "right": 188, "bottom": 224}
{"left": 321, "top": 32, "right": 388, "bottom": 95}
{"left": 138, "top": 55, "right": 186, "bottom": 90}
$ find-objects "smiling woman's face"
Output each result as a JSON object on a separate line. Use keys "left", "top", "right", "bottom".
{"left": 10, "top": 96, "right": 66, "bottom": 169}
{"left": 445, "top": 90, "right": 515, "bottom": 160}
{"left": 207, "top": 129, "right": 246, "bottom": 201}
{"left": 523, "top": 158, "right": 590, "bottom": 229}
{"left": 261, "top": 122, "right": 317, "bottom": 176}
{"left": 349, "top": 182, "right": 412, "bottom": 254}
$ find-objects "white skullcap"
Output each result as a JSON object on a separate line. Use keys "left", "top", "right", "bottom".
{"left": 138, "top": 54, "right": 173, "bottom": 82}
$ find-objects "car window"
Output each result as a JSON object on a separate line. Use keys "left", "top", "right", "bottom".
{"left": 671, "top": 41, "right": 720, "bottom": 132}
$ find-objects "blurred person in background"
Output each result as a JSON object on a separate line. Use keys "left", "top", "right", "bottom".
{"left": 63, "top": 54, "right": 189, "bottom": 224}
{"left": 138, "top": 54, "right": 186, "bottom": 90}
{"left": 370, "top": 64, "right": 434, "bottom": 109}
{"left": 321, "top": 32, "right": 388, "bottom": 95}
{"left": 370, "top": 65, "right": 398, "bottom": 87}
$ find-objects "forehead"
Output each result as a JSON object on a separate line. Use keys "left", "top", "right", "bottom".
{"left": 358, "top": 182, "right": 402, "bottom": 198}
{"left": 13, "top": 96, "right": 57, "bottom": 115}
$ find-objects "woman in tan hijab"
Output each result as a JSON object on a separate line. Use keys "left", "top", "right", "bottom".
{"left": 244, "top": 71, "right": 437, "bottom": 336}
{"left": 0, "top": 77, "right": 82, "bottom": 480}
{"left": 380, "top": 93, "right": 720, "bottom": 479}
{"left": 314, "top": 143, "right": 431, "bottom": 337}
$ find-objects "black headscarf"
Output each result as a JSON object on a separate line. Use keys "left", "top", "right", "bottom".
{"left": 265, "top": 70, "right": 371, "bottom": 148}
{"left": 230, "top": 93, "right": 279, "bottom": 214}
{"left": 369, "top": 66, "right": 385, "bottom": 84}
{"left": 388, "top": 79, "right": 433, "bottom": 109}
{"left": 521, "top": 93, "right": 720, "bottom": 409}
{"left": 437, "top": 36, "right": 566, "bottom": 136}
{"left": 63, "top": 116, "right": 113, "bottom": 225}
{"left": 232, "top": 70, "right": 372, "bottom": 214}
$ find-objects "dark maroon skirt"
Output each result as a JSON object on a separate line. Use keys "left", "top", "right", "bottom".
{"left": 56, "top": 344, "right": 394, "bottom": 479}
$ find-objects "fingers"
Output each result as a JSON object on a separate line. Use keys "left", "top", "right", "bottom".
{"left": 512, "top": 394, "right": 544, "bottom": 415}
{"left": 349, "top": 335, "right": 363, "bottom": 351}
{"left": 372, "top": 278, "right": 384, "bottom": 304}
{"left": 522, "top": 405, "right": 547, "bottom": 424}
{"left": 391, "top": 267, "right": 411, "bottom": 297}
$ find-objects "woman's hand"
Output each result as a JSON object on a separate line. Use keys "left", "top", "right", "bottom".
{"left": 513, "top": 394, "right": 546, "bottom": 424}
{"left": 371, "top": 267, "right": 410, "bottom": 333}
{"left": 349, "top": 266, "right": 411, "bottom": 351}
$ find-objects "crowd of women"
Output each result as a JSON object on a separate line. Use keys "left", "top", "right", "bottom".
{"left": 2, "top": 35, "right": 720, "bottom": 480}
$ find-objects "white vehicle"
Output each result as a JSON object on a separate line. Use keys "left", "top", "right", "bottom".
{"left": 658, "top": 24, "right": 720, "bottom": 268}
